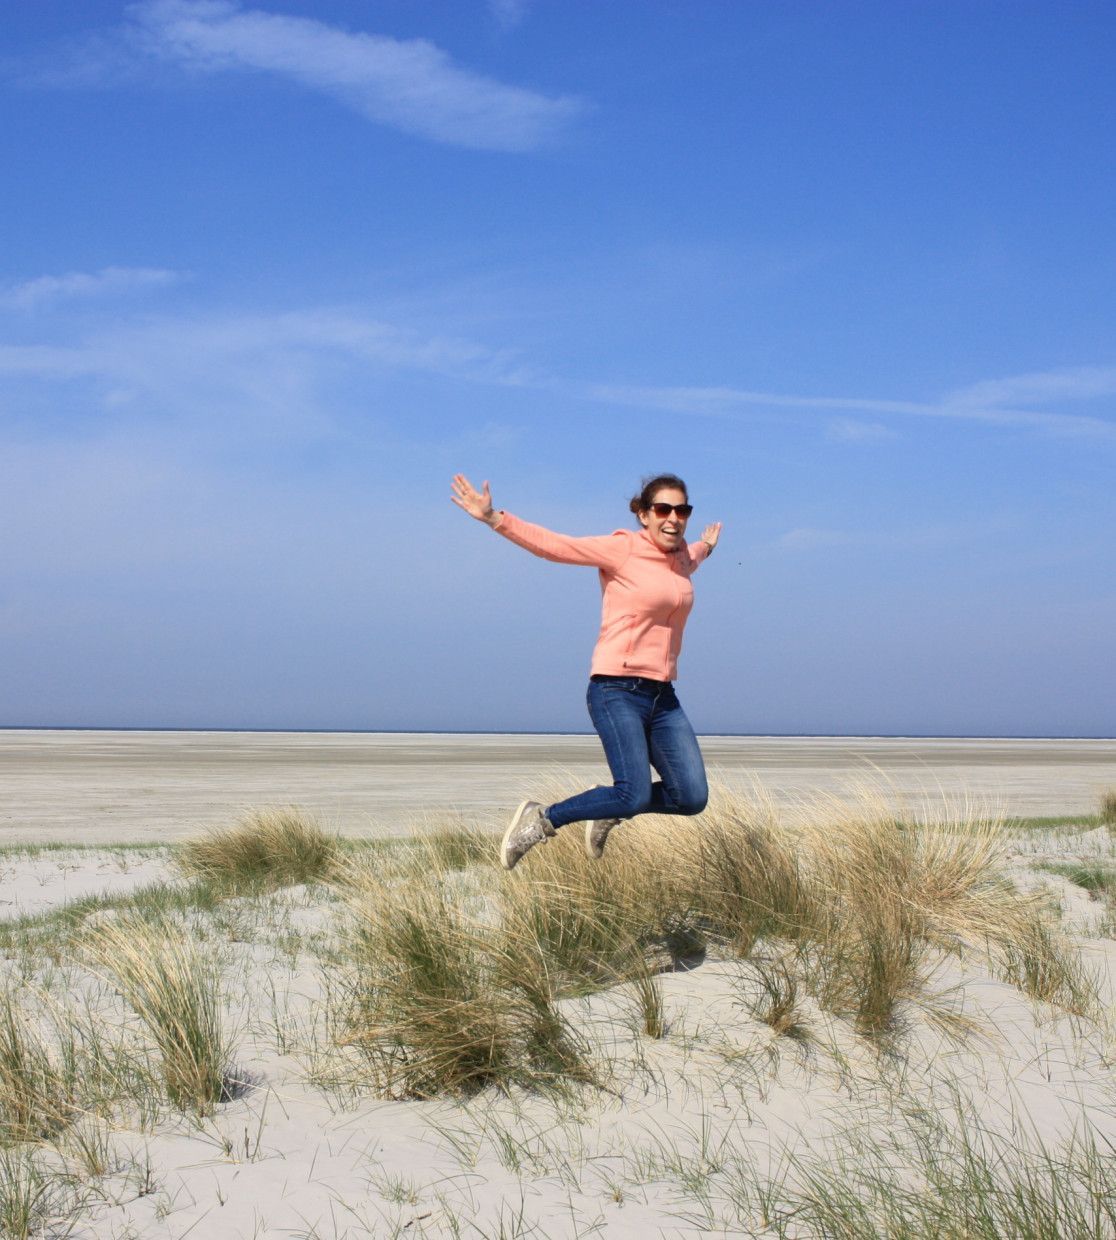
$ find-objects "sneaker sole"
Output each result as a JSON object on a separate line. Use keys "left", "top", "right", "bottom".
{"left": 501, "top": 799, "right": 536, "bottom": 871}
{"left": 584, "top": 821, "right": 603, "bottom": 860}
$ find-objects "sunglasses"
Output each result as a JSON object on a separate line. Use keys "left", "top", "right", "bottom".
{"left": 649, "top": 502, "right": 693, "bottom": 518}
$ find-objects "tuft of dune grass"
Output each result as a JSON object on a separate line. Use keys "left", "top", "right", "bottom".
{"left": 619, "top": 950, "right": 667, "bottom": 1039}
{"left": 498, "top": 836, "right": 669, "bottom": 990}
{"left": 176, "top": 808, "right": 339, "bottom": 892}
{"left": 408, "top": 820, "right": 501, "bottom": 874}
{"left": 1102, "top": 788, "right": 1116, "bottom": 826}
{"left": 336, "top": 873, "right": 592, "bottom": 1098}
{"left": 0, "top": 983, "right": 164, "bottom": 1152}
{"left": 746, "top": 948, "right": 810, "bottom": 1042}
{"left": 790, "top": 798, "right": 989, "bottom": 1034}
{"left": 85, "top": 915, "right": 238, "bottom": 1115}
{"left": 991, "top": 913, "right": 1101, "bottom": 1017}
{"left": 0, "top": 986, "right": 73, "bottom": 1145}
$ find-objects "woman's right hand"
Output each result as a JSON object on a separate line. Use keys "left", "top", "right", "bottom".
{"left": 451, "top": 474, "right": 498, "bottom": 525}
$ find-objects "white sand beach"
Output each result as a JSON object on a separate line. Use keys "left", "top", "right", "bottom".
{"left": 1, "top": 730, "right": 1113, "bottom": 844}
{"left": 1, "top": 732, "right": 1115, "bottom": 1238}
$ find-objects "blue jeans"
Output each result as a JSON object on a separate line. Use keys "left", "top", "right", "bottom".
{"left": 546, "top": 676, "right": 709, "bottom": 829}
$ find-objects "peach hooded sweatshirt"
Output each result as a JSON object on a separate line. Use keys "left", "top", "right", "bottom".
{"left": 492, "top": 511, "right": 712, "bottom": 682}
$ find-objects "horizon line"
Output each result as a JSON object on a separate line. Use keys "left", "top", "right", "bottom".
{"left": 1, "top": 725, "right": 1112, "bottom": 742}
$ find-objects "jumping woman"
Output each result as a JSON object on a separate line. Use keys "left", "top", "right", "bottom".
{"left": 451, "top": 472, "right": 722, "bottom": 870}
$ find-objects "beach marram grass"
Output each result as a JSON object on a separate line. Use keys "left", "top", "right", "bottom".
{"left": 992, "top": 912, "right": 1101, "bottom": 1016}
{"left": 0, "top": 972, "right": 178, "bottom": 1157}
{"left": 1102, "top": 788, "right": 1116, "bottom": 826}
{"left": 322, "top": 783, "right": 1097, "bottom": 1109}
{"left": 84, "top": 914, "right": 237, "bottom": 1115}
{"left": 0, "top": 985, "right": 73, "bottom": 1146}
{"left": 334, "top": 871, "right": 592, "bottom": 1097}
{"left": 747, "top": 948, "right": 809, "bottom": 1041}
{"left": 408, "top": 820, "right": 500, "bottom": 873}
{"left": 489, "top": 786, "right": 1073, "bottom": 1039}
{"left": 337, "top": 873, "right": 512, "bottom": 1097}
{"left": 620, "top": 950, "right": 667, "bottom": 1039}
{"left": 176, "top": 807, "right": 339, "bottom": 891}
{"left": 0, "top": 782, "right": 1111, "bottom": 1237}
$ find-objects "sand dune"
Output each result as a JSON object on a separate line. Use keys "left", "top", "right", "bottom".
{"left": 1, "top": 736, "right": 1115, "bottom": 1237}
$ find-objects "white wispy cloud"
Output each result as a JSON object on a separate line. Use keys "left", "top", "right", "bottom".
{"left": 591, "top": 369, "right": 1116, "bottom": 440}
{"left": 593, "top": 383, "right": 937, "bottom": 418}
{"left": 113, "top": 0, "right": 582, "bottom": 151}
{"left": 0, "top": 307, "right": 538, "bottom": 440}
{"left": 0, "top": 266, "right": 181, "bottom": 310}
{"left": 945, "top": 365, "right": 1116, "bottom": 409}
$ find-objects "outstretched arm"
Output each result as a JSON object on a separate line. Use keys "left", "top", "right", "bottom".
{"left": 451, "top": 473, "right": 629, "bottom": 570}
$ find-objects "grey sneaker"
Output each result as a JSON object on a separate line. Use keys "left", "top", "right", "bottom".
{"left": 584, "top": 818, "right": 621, "bottom": 860}
{"left": 501, "top": 800, "right": 556, "bottom": 870}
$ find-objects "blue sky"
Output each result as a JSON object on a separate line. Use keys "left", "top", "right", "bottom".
{"left": 1, "top": 0, "right": 1113, "bottom": 736}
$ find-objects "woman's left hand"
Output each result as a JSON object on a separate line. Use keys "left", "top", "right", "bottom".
{"left": 701, "top": 521, "right": 722, "bottom": 549}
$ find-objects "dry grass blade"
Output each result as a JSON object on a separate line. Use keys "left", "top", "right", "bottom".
{"left": 177, "top": 808, "right": 339, "bottom": 891}
{"left": 85, "top": 915, "right": 237, "bottom": 1115}
{"left": 0, "top": 986, "right": 73, "bottom": 1145}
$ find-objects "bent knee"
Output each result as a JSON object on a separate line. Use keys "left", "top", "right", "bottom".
{"left": 675, "top": 779, "right": 708, "bottom": 816}
{"left": 612, "top": 781, "right": 652, "bottom": 817}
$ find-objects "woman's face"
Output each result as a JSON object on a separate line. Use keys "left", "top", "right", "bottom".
{"left": 639, "top": 486, "right": 690, "bottom": 553}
